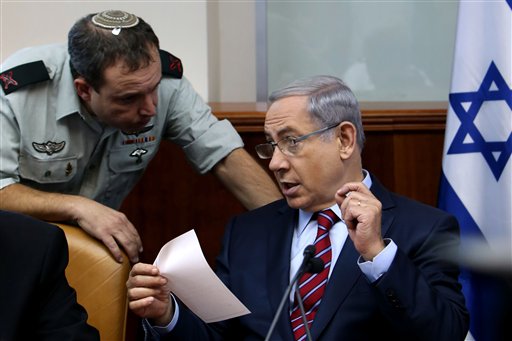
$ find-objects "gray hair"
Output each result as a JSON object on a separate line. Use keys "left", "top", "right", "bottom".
{"left": 269, "top": 75, "right": 365, "bottom": 150}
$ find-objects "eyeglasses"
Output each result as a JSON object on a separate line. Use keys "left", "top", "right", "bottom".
{"left": 255, "top": 122, "right": 340, "bottom": 159}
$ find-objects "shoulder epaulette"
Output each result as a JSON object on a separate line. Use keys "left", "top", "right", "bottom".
{"left": 0, "top": 60, "right": 50, "bottom": 95}
{"left": 159, "top": 49, "right": 183, "bottom": 79}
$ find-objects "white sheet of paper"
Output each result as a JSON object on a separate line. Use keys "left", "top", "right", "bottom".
{"left": 153, "top": 229, "right": 250, "bottom": 323}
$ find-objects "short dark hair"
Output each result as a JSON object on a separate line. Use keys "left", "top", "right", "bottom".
{"left": 269, "top": 75, "right": 366, "bottom": 151}
{"left": 68, "top": 12, "right": 160, "bottom": 90}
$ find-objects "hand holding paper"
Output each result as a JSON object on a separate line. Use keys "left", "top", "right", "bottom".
{"left": 153, "top": 229, "right": 250, "bottom": 323}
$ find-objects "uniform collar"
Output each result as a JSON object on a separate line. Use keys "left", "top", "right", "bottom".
{"left": 54, "top": 52, "right": 82, "bottom": 121}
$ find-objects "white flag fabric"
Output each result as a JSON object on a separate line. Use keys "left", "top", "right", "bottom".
{"left": 438, "top": 1, "right": 512, "bottom": 340}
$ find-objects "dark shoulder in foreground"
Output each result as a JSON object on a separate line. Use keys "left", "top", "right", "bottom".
{"left": 0, "top": 210, "right": 62, "bottom": 246}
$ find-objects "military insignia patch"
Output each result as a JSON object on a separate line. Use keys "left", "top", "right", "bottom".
{"left": 130, "top": 148, "right": 148, "bottom": 164}
{"left": 32, "top": 141, "right": 66, "bottom": 155}
{"left": 1, "top": 61, "right": 50, "bottom": 95}
{"left": 159, "top": 50, "right": 183, "bottom": 79}
{"left": 65, "top": 162, "right": 73, "bottom": 176}
{"left": 0, "top": 71, "right": 18, "bottom": 91}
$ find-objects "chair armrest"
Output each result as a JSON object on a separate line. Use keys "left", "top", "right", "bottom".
{"left": 55, "top": 223, "right": 130, "bottom": 341}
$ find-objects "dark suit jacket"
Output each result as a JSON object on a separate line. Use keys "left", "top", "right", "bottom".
{"left": 164, "top": 175, "right": 469, "bottom": 340}
{"left": 0, "top": 210, "right": 99, "bottom": 340}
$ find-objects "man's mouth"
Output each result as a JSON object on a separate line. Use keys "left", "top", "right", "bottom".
{"left": 280, "top": 181, "right": 300, "bottom": 196}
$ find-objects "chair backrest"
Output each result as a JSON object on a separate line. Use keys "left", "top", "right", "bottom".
{"left": 56, "top": 223, "right": 130, "bottom": 341}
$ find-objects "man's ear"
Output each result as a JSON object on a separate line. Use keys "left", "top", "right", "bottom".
{"left": 74, "top": 78, "right": 93, "bottom": 102}
{"left": 336, "top": 122, "right": 357, "bottom": 160}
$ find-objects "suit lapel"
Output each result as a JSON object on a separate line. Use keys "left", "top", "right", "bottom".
{"left": 310, "top": 236, "right": 361, "bottom": 339}
{"left": 266, "top": 203, "right": 296, "bottom": 340}
{"left": 310, "top": 174, "right": 396, "bottom": 338}
{"left": 370, "top": 175, "right": 395, "bottom": 238}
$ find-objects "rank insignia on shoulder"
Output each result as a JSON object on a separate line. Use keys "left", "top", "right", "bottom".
{"left": 159, "top": 50, "right": 183, "bottom": 79}
{"left": 1, "top": 60, "right": 50, "bottom": 95}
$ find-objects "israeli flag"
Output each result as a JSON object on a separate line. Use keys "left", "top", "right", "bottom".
{"left": 438, "top": 1, "right": 512, "bottom": 340}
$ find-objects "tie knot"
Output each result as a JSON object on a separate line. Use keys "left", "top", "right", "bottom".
{"left": 316, "top": 209, "right": 339, "bottom": 232}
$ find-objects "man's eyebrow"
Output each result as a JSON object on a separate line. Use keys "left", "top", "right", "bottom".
{"left": 263, "top": 127, "right": 295, "bottom": 141}
{"left": 112, "top": 91, "right": 136, "bottom": 99}
{"left": 153, "top": 77, "right": 162, "bottom": 90}
{"left": 114, "top": 79, "right": 162, "bottom": 98}
{"left": 112, "top": 91, "right": 139, "bottom": 101}
{"left": 270, "top": 126, "right": 295, "bottom": 135}
{"left": 148, "top": 77, "right": 162, "bottom": 93}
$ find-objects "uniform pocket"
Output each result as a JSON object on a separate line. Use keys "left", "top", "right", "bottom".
{"left": 108, "top": 144, "right": 156, "bottom": 173}
{"left": 19, "top": 153, "right": 77, "bottom": 184}
{"left": 103, "top": 144, "right": 157, "bottom": 208}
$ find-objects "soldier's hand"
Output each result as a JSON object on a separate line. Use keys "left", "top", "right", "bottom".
{"left": 73, "top": 197, "right": 143, "bottom": 263}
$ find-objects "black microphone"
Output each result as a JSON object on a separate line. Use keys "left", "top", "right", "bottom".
{"left": 303, "top": 256, "right": 324, "bottom": 274}
{"left": 264, "top": 245, "right": 321, "bottom": 341}
{"left": 302, "top": 245, "right": 316, "bottom": 264}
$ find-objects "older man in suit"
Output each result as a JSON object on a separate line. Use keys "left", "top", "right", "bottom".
{"left": 127, "top": 75, "right": 469, "bottom": 340}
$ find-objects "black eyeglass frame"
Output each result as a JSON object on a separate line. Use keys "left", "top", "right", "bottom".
{"left": 255, "top": 122, "right": 341, "bottom": 159}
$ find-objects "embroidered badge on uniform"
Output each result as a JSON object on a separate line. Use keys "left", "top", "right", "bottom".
{"left": 170, "top": 59, "right": 182, "bottom": 74}
{"left": 130, "top": 148, "right": 148, "bottom": 164}
{"left": 32, "top": 141, "right": 66, "bottom": 155}
{"left": 0, "top": 61, "right": 50, "bottom": 95}
{"left": 159, "top": 50, "right": 183, "bottom": 79}
{"left": 65, "top": 162, "right": 73, "bottom": 176}
{"left": 0, "top": 71, "right": 18, "bottom": 90}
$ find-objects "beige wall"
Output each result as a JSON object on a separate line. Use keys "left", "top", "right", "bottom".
{"left": 206, "top": 1, "right": 257, "bottom": 102}
{"left": 0, "top": 0, "right": 257, "bottom": 102}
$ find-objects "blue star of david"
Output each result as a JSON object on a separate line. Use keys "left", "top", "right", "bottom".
{"left": 508, "top": 0, "right": 512, "bottom": 11}
{"left": 448, "top": 61, "right": 512, "bottom": 181}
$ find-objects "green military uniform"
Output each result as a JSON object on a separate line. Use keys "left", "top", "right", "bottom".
{"left": 0, "top": 43, "right": 243, "bottom": 209}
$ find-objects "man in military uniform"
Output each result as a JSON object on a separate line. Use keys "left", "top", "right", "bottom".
{"left": 0, "top": 10, "right": 281, "bottom": 263}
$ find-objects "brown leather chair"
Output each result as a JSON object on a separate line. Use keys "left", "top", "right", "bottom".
{"left": 56, "top": 223, "right": 130, "bottom": 341}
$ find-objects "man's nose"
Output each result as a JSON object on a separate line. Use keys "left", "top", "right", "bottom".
{"left": 140, "top": 93, "right": 157, "bottom": 116}
{"left": 268, "top": 146, "right": 288, "bottom": 172}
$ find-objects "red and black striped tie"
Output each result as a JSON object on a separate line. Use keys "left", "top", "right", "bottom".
{"left": 290, "top": 209, "right": 339, "bottom": 341}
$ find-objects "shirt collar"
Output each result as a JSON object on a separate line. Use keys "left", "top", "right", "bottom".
{"left": 55, "top": 54, "right": 83, "bottom": 121}
{"left": 297, "top": 169, "right": 372, "bottom": 236}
